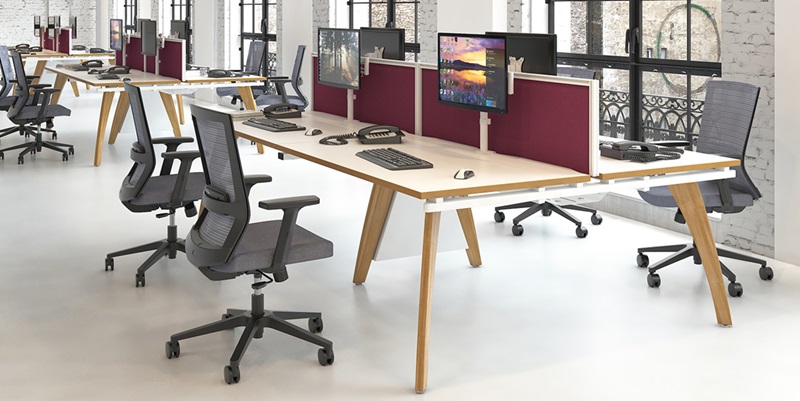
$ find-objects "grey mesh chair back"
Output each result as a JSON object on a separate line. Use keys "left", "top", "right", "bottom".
{"left": 187, "top": 105, "right": 250, "bottom": 268}
{"left": 119, "top": 82, "right": 158, "bottom": 204}
{"left": 0, "top": 45, "right": 14, "bottom": 99}
{"left": 695, "top": 80, "right": 761, "bottom": 200}
{"left": 243, "top": 41, "right": 266, "bottom": 75}
{"left": 7, "top": 51, "right": 31, "bottom": 119}
{"left": 289, "top": 45, "right": 307, "bottom": 105}
{"left": 557, "top": 66, "right": 596, "bottom": 80}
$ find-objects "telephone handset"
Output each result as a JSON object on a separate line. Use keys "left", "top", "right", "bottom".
{"left": 357, "top": 125, "right": 404, "bottom": 144}
{"left": 106, "top": 65, "right": 131, "bottom": 74}
{"left": 29, "top": 46, "right": 42, "bottom": 52}
{"left": 81, "top": 59, "right": 104, "bottom": 68}
{"left": 600, "top": 140, "right": 682, "bottom": 162}
{"left": 262, "top": 103, "right": 301, "bottom": 119}
{"left": 15, "top": 43, "right": 30, "bottom": 49}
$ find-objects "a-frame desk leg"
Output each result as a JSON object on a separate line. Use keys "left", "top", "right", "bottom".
{"left": 353, "top": 184, "right": 394, "bottom": 284}
{"left": 457, "top": 208, "right": 482, "bottom": 267}
{"left": 108, "top": 91, "right": 130, "bottom": 145}
{"left": 237, "top": 86, "right": 264, "bottom": 154}
{"left": 415, "top": 211, "right": 441, "bottom": 394}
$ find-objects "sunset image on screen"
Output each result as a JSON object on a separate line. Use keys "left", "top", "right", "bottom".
{"left": 438, "top": 35, "right": 506, "bottom": 112}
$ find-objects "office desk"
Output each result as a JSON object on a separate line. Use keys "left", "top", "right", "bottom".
{"left": 237, "top": 111, "right": 738, "bottom": 393}
{"left": 18, "top": 50, "right": 115, "bottom": 87}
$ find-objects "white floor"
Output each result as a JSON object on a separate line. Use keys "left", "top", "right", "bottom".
{"left": 2, "top": 89, "right": 800, "bottom": 400}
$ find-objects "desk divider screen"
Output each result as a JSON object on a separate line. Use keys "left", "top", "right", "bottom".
{"left": 312, "top": 57, "right": 349, "bottom": 117}
{"left": 420, "top": 67, "right": 481, "bottom": 148}
{"left": 57, "top": 28, "right": 71, "bottom": 54}
{"left": 125, "top": 36, "right": 144, "bottom": 71}
{"left": 353, "top": 62, "right": 415, "bottom": 133}
{"left": 115, "top": 50, "right": 123, "bottom": 66}
{"left": 42, "top": 28, "right": 55, "bottom": 51}
{"left": 158, "top": 38, "right": 185, "bottom": 81}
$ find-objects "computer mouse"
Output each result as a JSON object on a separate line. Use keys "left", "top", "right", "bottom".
{"left": 312, "top": 129, "right": 323, "bottom": 136}
{"left": 454, "top": 169, "right": 475, "bottom": 180}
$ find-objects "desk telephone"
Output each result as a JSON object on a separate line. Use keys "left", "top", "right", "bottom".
{"left": 600, "top": 140, "right": 683, "bottom": 162}
{"left": 207, "top": 69, "right": 242, "bottom": 78}
{"left": 319, "top": 125, "right": 404, "bottom": 146}
{"left": 81, "top": 60, "right": 104, "bottom": 68}
{"left": 106, "top": 65, "right": 131, "bottom": 75}
{"left": 262, "top": 103, "right": 302, "bottom": 119}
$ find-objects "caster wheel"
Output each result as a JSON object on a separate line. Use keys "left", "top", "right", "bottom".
{"left": 636, "top": 253, "right": 649, "bottom": 268}
{"left": 647, "top": 273, "right": 661, "bottom": 288}
{"left": 52, "top": 133, "right": 57, "bottom": 140}
{"left": 0, "top": 152, "right": 4, "bottom": 160}
{"left": 318, "top": 348, "right": 334, "bottom": 366}
{"left": 224, "top": 365, "right": 241, "bottom": 384}
{"left": 542, "top": 208, "right": 552, "bottom": 217}
{"left": 165, "top": 341, "right": 180, "bottom": 359}
{"left": 308, "top": 317, "right": 324, "bottom": 333}
{"left": 105, "top": 258, "right": 114, "bottom": 271}
{"left": 575, "top": 226, "right": 588, "bottom": 238}
{"left": 62, "top": 154, "right": 68, "bottom": 161}
{"left": 759, "top": 266, "right": 774, "bottom": 281}
{"left": 68, "top": 147, "right": 74, "bottom": 155}
{"left": 135, "top": 273, "right": 145, "bottom": 288}
{"left": 221, "top": 313, "right": 234, "bottom": 320}
{"left": 591, "top": 214, "right": 603, "bottom": 225}
{"left": 493, "top": 211, "right": 505, "bottom": 223}
{"left": 18, "top": 157, "right": 24, "bottom": 165}
{"left": 511, "top": 224, "right": 524, "bottom": 236}
{"left": 728, "top": 282, "right": 743, "bottom": 297}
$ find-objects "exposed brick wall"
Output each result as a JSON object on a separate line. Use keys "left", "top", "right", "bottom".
{"left": 507, "top": 0, "right": 522, "bottom": 33}
{"left": 311, "top": 0, "right": 328, "bottom": 54}
{"left": 418, "top": 0, "right": 437, "bottom": 63}
{"left": 0, "top": 0, "right": 96, "bottom": 48}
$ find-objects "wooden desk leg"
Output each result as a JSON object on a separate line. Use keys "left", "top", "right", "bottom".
{"left": 94, "top": 92, "right": 116, "bottom": 166}
{"left": 669, "top": 182, "right": 733, "bottom": 326}
{"left": 50, "top": 73, "right": 68, "bottom": 105}
{"left": 415, "top": 211, "right": 441, "bottom": 394}
{"left": 176, "top": 94, "right": 185, "bottom": 125}
{"left": 32, "top": 60, "right": 47, "bottom": 85}
{"left": 456, "top": 208, "right": 482, "bottom": 267}
{"left": 353, "top": 184, "right": 395, "bottom": 284}
{"left": 237, "top": 86, "right": 264, "bottom": 154}
{"left": 70, "top": 81, "right": 80, "bottom": 97}
{"left": 109, "top": 92, "right": 130, "bottom": 145}
{"left": 159, "top": 92, "right": 183, "bottom": 137}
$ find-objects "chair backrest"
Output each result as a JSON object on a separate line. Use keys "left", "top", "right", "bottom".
{"left": 290, "top": 45, "right": 307, "bottom": 105}
{"left": 557, "top": 66, "right": 596, "bottom": 80}
{"left": 0, "top": 45, "right": 14, "bottom": 99}
{"left": 243, "top": 41, "right": 266, "bottom": 75}
{"left": 696, "top": 80, "right": 762, "bottom": 200}
{"left": 186, "top": 105, "right": 250, "bottom": 267}
{"left": 7, "top": 51, "right": 31, "bottom": 119}
{"left": 119, "top": 82, "right": 157, "bottom": 202}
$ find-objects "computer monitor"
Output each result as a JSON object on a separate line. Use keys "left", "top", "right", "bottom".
{"left": 141, "top": 19, "right": 158, "bottom": 57}
{"left": 34, "top": 16, "right": 41, "bottom": 37}
{"left": 110, "top": 19, "right": 123, "bottom": 51}
{"left": 438, "top": 33, "right": 508, "bottom": 114}
{"left": 360, "top": 27, "right": 405, "bottom": 61}
{"left": 486, "top": 32, "right": 557, "bottom": 75}
{"left": 317, "top": 28, "right": 360, "bottom": 90}
{"left": 170, "top": 20, "right": 189, "bottom": 39}
{"left": 70, "top": 16, "right": 77, "bottom": 39}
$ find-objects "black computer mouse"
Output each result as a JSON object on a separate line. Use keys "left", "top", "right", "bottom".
{"left": 311, "top": 129, "right": 323, "bottom": 136}
{"left": 454, "top": 169, "right": 475, "bottom": 180}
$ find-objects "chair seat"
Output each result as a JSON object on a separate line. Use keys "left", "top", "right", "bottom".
{"left": 15, "top": 104, "right": 71, "bottom": 120}
{"left": 216, "top": 86, "right": 266, "bottom": 99}
{"left": 255, "top": 94, "right": 305, "bottom": 108}
{"left": 130, "top": 172, "right": 206, "bottom": 207}
{"left": 0, "top": 96, "right": 15, "bottom": 109}
{"left": 638, "top": 181, "right": 755, "bottom": 208}
{"left": 209, "top": 220, "right": 333, "bottom": 274}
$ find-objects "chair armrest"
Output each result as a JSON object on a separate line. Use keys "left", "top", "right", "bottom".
{"left": 30, "top": 84, "right": 50, "bottom": 89}
{"left": 31, "top": 87, "right": 61, "bottom": 107}
{"left": 161, "top": 150, "right": 202, "bottom": 207}
{"left": 716, "top": 180, "right": 735, "bottom": 213}
{"left": 154, "top": 136, "right": 195, "bottom": 174}
{"left": 258, "top": 195, "right": 321, "bottom": 282}
{"left": 267, "top": 76, "right": 290, "bottom": 81}
{"left": 244, "top": 175, "right": 273, "bottom": 197}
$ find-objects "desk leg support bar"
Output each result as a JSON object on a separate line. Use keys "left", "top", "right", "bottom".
{"left": 416, "top": 211, "right": 441, "bottom": 394}
{"left": 456, "top": 208, "right": 482, "bottom": 267}
{"left": 159, "top": 92, "right": 183, "bottom": 137}
{"left": 50, "top": 73, "right": 68, "bottom": 105}
{"left": 669, "top": 182, "right": 733, "bottom": 326}
{"left": 109, "top": 92, "right": 130, "bottom": 145}
{"left": 94, "top": 92, "right": 116, "bottom": 166}
{"left": 176, "top": 95, "right": 185, "bottom": 125}
{"left": 237, "top": 86, "right": 264, "bottom": 154}
{"left": 353, "top": 184, "right": 395, "bottom": 284}
{"left": 70, "top": 81, "right": 80, "bottom": 97}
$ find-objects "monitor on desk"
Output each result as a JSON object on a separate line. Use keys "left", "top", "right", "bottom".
{"left": 438, "top": 33, "right": 508, "bottom": 114}
{"left": 34, "top": 16, "right": 41, "bottom": 37}
{"left": 70, "top": 16, "right": 77, "bottom": 39}
{"left": 110, "top": 19, "right": 123, "bottom": 51}
{"left": 486, "top": 32, "right": 557, "bottom": 75}
{"left": 360, "top": 27, "right": 405, "bottom": 61}
{"left": 170, "top": 20, "right": 189, "bottom": 39}
{"left": 318, "top": 28, "right": 360, "bottom": 90}
{"left": 141, "top": 20, "right": 158, "bottom": 57}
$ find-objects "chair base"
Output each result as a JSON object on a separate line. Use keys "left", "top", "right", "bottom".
{"left": 637, "top": 242, "right": 773, "bottom": 297}
{"left": 494, "top": 201, "right": 601, "bottom": 238}
{"left": 165, "top": 277, "right": 334, "bottom": 384}
{"left": 0, "top": 125, "right": 72, "bottom": 164}
{"left": 105, "top": 221, "right": 184, "bottom": 287}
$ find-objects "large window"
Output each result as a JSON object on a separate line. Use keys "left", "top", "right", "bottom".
{"left": 170, "top": 0, "right": 192, "bottom": 63}
{"left": 543, "top": 0, "right": 722, "bottom": 145}
{"left": 349, "top": 0, "right": 421, "bottom": 61}
{"left": 238, "top": 0, "right": 277, "bottom": 76}
{"left": 123, "top": 0, "right": 138, "bottom": 33}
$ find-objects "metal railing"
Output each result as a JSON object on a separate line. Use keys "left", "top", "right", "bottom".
{"left": 600, "top": 90, "right": 705, "bottom": 146}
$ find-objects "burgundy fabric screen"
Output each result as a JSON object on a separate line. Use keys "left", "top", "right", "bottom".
{"left": 115, "top": 50, "right": 123, "bottom": 66}
{"left": 312, "top": 57, "right": 348, "bottom": 117}
{"left": 490, "top": 79, "right": 591, "bottom": 174}
{"left": 57, "top": 29, "right": 70, "bottom": 54}
{"left": 146, "top": 54, "right": 156, "bottom": 73}
{"left": 42, "top": 30, "right": 55, "bottom": 51}
{"left": 420, "top": 68, "right": 481, "bottom": 148}
{"left": 354, "top": 63, "right": 415, "bottom": 133}
{"left": 158, "top": 40, "right": 183, "bottom": 80}
{"left": 125, "top": 37, "right": 143, "bottom": 71}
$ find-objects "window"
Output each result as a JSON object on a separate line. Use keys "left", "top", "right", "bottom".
{"left": 349, "top": 0, "right": 421, "bottom": 61}
{"left": 123, "top": 0, "right": 138, "bottom": 33}
{"left": 170, "top": 0, "right": 192, "bottom": 63}
{"left": 238, "top": 0, "right": 277, "bottom": 76}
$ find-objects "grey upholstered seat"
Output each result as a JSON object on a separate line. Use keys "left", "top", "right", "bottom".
{"left": 215, "top": 41, "right": 267, "bottom": 107}
{"left": 637, "top": 80, "right": 771, "bottom": 297}
{"left": 255, "top": 45, "right": 308, "bottom": 110}
{"left": 164, "top": 105, "right": 334, "bottom": 385}
{"left": 129, "top": 173, "right": 205, "bottom": 207}
{"left": 15, "top": 104, "right": 72, "bottom": 120}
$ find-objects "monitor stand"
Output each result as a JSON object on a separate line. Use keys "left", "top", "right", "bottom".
{"left": 479, "top": 112, "right": 490, "bottom": 153}
{"left": 347, "top": 89, "right": 355, "bottom": 121}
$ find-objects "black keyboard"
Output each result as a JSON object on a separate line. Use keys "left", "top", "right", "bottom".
{"left": 242, "top": 117, "right": 305, "bottom": 132}
{"left": 356, "top": 147, "right": 433, "bottom": 171}
{"left": 97, "top": 73, "right": 119, "bottom": 80}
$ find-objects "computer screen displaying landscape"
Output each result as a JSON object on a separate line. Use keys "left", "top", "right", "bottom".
{"left": 438, "top": 34, "right": 507, "bottom": 113}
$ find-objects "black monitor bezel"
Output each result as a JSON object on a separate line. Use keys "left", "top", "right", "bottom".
{"left": 170, "top": 20, "right": 189, "bottom": 39}
{"left": 437, "top": 32, "right": 508, "bottom": 114}
{"left": 141, "top": 19, "right": 158, "bottom": 57}
{"left": 359, "top": 27, "right": 406, "bottom": 61}
{"left": 317, "top": 27, "right": 361, "bottom": 91}
{"left": 34, "top": 16, "right": 41, "bottom": 37}
{"left": 486, "top": 31, "right": 557, "bottom": 76}
{"left": 70, "top": 16, "right": 77, "bottom": 39}
{"left": 109, "top": 19, "right": 124, "bottom": 51}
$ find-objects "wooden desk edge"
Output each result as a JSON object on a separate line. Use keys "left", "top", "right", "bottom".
{"left": 596, "top": 159, "right": 740, "bottom": 181}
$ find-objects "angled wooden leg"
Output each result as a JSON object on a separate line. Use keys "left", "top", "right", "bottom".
{"left": 108, "top": 91, "right": 130, "bottom": 145}
{"left": 669, "top": 182, "right": 732, "bottom": 326}
{"left": 70, "top": 81, "right": 80, "bottom": 97}
{"left": 456, "top": 208, "right": 482, "bottom": 267}
{"left": 94, "top": 91, "right": 116, "bottom": 166}
{"left": 50, "top": 73, "right": 69, "bottom": 105}
{"left": 237, "top": 86, "right": 264, "bottom": 153}
{"left": 176, "top": 94, "right": 185, "bottom": 125}
{"left": 353, "top": 184, "right": 395, "bottom": 284}
{"left": 415, "top": 211, "right": 441, "bottom": 394}
{"left": 32, "top": 60, "right": 47, "bottom": 85}
{"left": 85, "top": 83, "right": 90, "bottom": 90}
{"left": 159, "top": 92, "right": 182, "bottom": 137}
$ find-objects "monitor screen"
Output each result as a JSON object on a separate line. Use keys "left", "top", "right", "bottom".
{"left": 486, "top": 32, "right": 556, "bottom": 75}
{"left": 34, "top": 16, "right": 41, "bottom": 37}
{"left": 438, "top": 33, "right": 507, "bottom": 114}
{"left": 70, "top": 17, "right": 77, "bottom": 39}
{"left": 110, "top": 19, "right": 123, "bottom": 51}
{"left": 318, "top": 28, "right": 360, "bottom": 90}
{"left": 141, "top": 19, "right": 158, "bottom": 57}
{"left": 47, "top": 16, "right": 55, "bottom": 29}
{"left": 170, "top": 20, "right": 189, "bottom": 39}
{"left": 360, "top": 27, "right": 405, "bottom": 61}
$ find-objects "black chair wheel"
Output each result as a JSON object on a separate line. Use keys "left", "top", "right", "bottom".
{"left": 591, "top": 214, "right": 603, "bottom": 225}
{"left": 728, "top": 282, "right": 743, "bottom": 297}
{"left": 135, "top": 273, "right": 145, "bottom": 288}
{"left": 493, "top": 211, "right": 505, "bottom": 223}
{"left": 165, "top": 341, "right": 180, "bottom": 359}
{"left": 647, "top": 273, "right": 661, "bottom": 288}
{"left": 104, "top": 257, "right": 114, "bottom": 271}
{"left": 759, "top": 266, "right": 774, "bottom": 281}
{"left": 52, "top": 133, "right": 57, "bottom": 140}
{"left": 221, "top": 313, "right": 234, "bottom": 320}
{"left": 308, "top": 317, "right": 324, "bottom": 333}
{"left": 18, "top": 156, "right": 23, "bottom": 164}
{"left": 62, "top": 154, "right": 68, "bottom": 161}
{"left": 511, "top": 224, "right": 524, "bottom": 236}
{"left": 575, "top": 226, "right": 588, "bottom": 238}
{"left": 224, "top": 365, "right": 241, "bottom": 384}
{"left": 542, "top": 208, "right": 552, "bottom": 217}
{"left": 318, "top": 348, "right": 334, "bottom": 366}
{"left": 636, "top": 253, "right": 649, "bottom": 268}
{"left": 68, "top": 147, "right": 74, "bottom": 155}
{"left": 0, "top": 152, "right": 4, "bottom": 159}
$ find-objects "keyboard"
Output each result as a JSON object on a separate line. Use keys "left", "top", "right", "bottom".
{"left": 97, "top": 73, "right": 119, "bottom": 80}
{"left": 242, "top": 117, "right": 305, "bottom": 132}
{"left": 356, "top": 147, "right": 434, "bottom": 171}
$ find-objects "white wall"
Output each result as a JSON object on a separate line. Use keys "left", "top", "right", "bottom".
{"left": 775, "top": 2, "right": 800, "bottom": 265}
{"left": 280, "top": 0, "right": 313, "bottom": 98}
{"left": 437, "top": 0, "right": 494, "bottom": 34}
{"left": 492, "top": 0, "right": 507, "bottom": 32}
{"left": 192, "top": 0, "right": 217, "bottom": 67}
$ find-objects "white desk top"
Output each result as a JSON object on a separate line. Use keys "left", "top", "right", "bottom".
{"left": 45, "top": 66, "right": 181, "bottom": 87}
{"left": 182, "top": 70, "right": 266, "bottom": 84}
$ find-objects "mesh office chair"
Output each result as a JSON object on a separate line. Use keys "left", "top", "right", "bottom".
{"left": 104, "top": 82, "right": 205, "bottom": 287}
{"left": 0, "top": 45, "right": 55, "bottom": 141}
{"left": 493, "top": 67, "right": 601, "bottom": 238}
{"left": 164, "top": 105, "right": 334, "bottom": 384}
{"left": 0, "top": 51, "right": 72, "bottom": 164}
{"left": 635, "top": 80, "right": 772, "bottom": 297}
{"left": 215, "top": 41, "right": 267, "bottom": 109}
{"left": 255, "top": 45, "right": 308, "bottom": 110}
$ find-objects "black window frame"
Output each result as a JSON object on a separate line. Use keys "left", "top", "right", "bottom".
{"left": 348, "top": 0, "right": 422, "bottom": 60}
{"left": 171, "top": 0, "right": 192, "bottom": 64}
{"left": 240, "top": 0, "right": 277, "bottom": 76}
{"left": 123, "top": 0, "right": 138, "bottom": 33}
